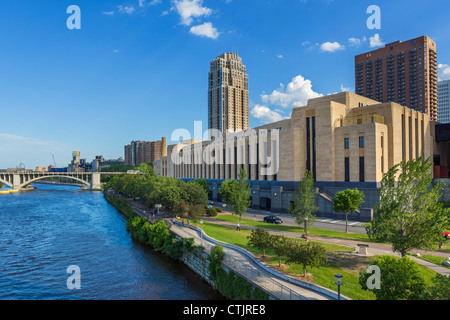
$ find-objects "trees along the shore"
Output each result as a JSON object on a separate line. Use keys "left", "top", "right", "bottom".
{"left": 286, "top": 241, "right": 327, "bottom": 277}
{"left": 332, "top": 189, "right": 365, "bottom": 234}
{"left": 366, "top": 157, "right": 450, "bottom": 258}
{"left": 247, "top": 228, "right": 272, "bottom": 257}
{"left": 289, "top": 170, "right": 318, "bottom": 241}
{"left": 219, "top": 168, "right": 252, "bottom": 223}
{"left": 270, "top": 235, "right": 294, "bottom": 267}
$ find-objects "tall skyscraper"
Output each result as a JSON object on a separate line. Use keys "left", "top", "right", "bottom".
{"left": 355, "top": 36, "right": 438, "bottom": 120}
{"left": 208, "top": 52, "right": 249, "bottom": 135}
{"left": 438, "top": 80, "right": 450, "bottom": 124}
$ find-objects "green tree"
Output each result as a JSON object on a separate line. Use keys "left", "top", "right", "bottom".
{"left": 421, "top": 274, "right": 450, "bottom": 300}
{"left": 359, "top": 255, "right": 426, "bottom": 300}
{"left": 271, "top": 235, "right": 294, "bottom": 267}
{"left": 247, "top": 228, "right": 272, "bottom": 257}
{"left": 366, "top": 157, "right": 450, "bottom": 257}
{"left": 136, "top": 162, "right": 156, "bottom": 176}
{"left": 184, "top": 182, "right": 209, "bottom": 206}
{"left": 289, "top": 170, "right": 318, "bottom": 241}
{"left": 286, "top": 241, "right": 327, "bottom": 277}
{"left": 332, "top": 189, "right": 365, "bottom": 233}
{"left": 219, "top": 168, "right": 252, "bottom": 223}
{"left": 208, "top": 244, "right": 225, "bottom": 281}
{"left": 190, "top": 179, "right": 210, "bottom": 196}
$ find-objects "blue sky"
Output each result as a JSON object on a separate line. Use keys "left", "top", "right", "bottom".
{"left": 1, "top": 0, "right": 450, "bottom": 169}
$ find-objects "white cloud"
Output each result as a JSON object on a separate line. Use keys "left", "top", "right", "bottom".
{"left": 276, "top": 54, "right": 284, "bottom": 59}
{"left": 189, "top": 22, "right": 220, "bottom": 39}
{"left": 438, "top": 64, "right": 450, "bottom": 81}
{"left": 118, "top": 5, "right": 136, "bottom": 15}
{"left": 261, "top": 75, "right": 323, "bottom": 108}
{"left": 340, "top": 84, "right": 352, "bottom": 92}
{"left": 140, "top": 0, "right": 162, "bottom": 7}
{"left": 369, "top": 33, "right": 385, "bottom": 48}
{"left": 172, "top": 0, "right": 212, "bottom": 26}
{"left": 251, "top": 105, "right": 288, "bottom": 124}
{"left": 348, "top": 36, "right": 367, "bottom": 47}
{"left": 102, "top": 11, "right": 115, "bottom": 16}
{"left": 320, "top": 41, "right": 345, "bottom": 52}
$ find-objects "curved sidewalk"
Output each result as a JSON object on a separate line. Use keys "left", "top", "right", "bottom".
{"left": 169, "top": 221, "right": 347, "bottom": 301}
{"left": 205, "top": 218, "right": 450, "bottom": 277}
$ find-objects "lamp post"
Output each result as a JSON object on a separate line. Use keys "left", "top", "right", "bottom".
{"left": 335, "top": 274, "right": 343, "bottom": 300}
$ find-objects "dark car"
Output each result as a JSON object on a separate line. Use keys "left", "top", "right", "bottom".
{"left": 264, "top": 216, "right": 282, "bottom": 224}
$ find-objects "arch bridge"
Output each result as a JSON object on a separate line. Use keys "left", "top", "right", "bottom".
{"left": 0, "top": 172, "right": 123, "bottom": 191}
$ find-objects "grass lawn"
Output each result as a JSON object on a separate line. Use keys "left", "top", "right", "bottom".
{"left": 213, "top": 214, "right": 372, "bottom": 242}
{"left": 202, "top": 221, "right": 376, "bottom": 300}
{"left": 201, "top": 221, "right": 442, "bottom": 300}
{"left": 418, "top": 255, "right": 450, "bottom": 270}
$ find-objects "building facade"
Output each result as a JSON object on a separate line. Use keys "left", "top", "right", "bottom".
{"left": 124, "top": 138, "right": 167, "bottom": 167}
{"left": 355, "top": 36, "right": 438, "bottom": 120}
{"left": 438, "top": 80, "right": 450, "bottom": 124}
{"left": 208, "top": 52, "right": 249, "bottom": 135}
{"left": 155, "top": 92, "right": 435, "bottom": 216}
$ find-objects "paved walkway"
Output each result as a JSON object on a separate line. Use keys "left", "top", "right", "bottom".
{"left": 206, "top": 216, "right": 450, "bottom": 277}
{"left": 170, "top": 221, "right": 341, "bottom": 300}
{"left": 107, "top": 192, "right": 342, "bottom": 300}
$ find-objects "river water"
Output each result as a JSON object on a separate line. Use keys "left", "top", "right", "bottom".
{"left": 0, "top": 184, "right": 223, "bottom": 300}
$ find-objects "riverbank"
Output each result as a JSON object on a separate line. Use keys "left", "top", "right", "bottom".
{"left": 104, "top": 191, "right": 272, "bottom": 300}
{"left": 103, "top": 190, "right": 350, "bottom": 300}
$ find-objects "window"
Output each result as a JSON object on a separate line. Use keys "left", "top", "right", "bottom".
{"left": 359, "top": 157, "right": 365, "bottom": 182}
{"left": 359, "top": 136, "right": 365, "bottom": 149}
{"left": 345, "top": 157, "right": 350, "bottom": 182}
{"left": 344, "top": 138, "right": 350, "bottom": 149}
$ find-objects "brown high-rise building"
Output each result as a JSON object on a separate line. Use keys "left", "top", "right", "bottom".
{"left": 355, "top": 36, "right": 438, "bottom": 120}
{"left": 124, "top": 138, "right": 167, "bottom": 166}
{"left": 208, "top": 52, "right": 249, "bottom": 135}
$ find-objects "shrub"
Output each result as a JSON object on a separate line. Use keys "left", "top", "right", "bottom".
{"left": 206, "top": 207, "right": 218, "bottom": 217}
{"left": 359, "top": 255, "right": 426, "bottom": 300}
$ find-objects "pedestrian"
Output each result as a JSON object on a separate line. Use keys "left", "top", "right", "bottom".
{"left": 182, "top": 217, "right": 184, "bottom": 226}
{"left": 236, "top": 222, "right": 240, "bottom": 231}
{"left": 187, "top": 219, "right": 190, "bottom": 225}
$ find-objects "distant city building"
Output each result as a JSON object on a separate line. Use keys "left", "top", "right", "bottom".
{"left": 438, "top": 80, "right": 450, "bottom": 124}
{"left": 124, "top": 138, "right": 166, "bottom": 167}
{"left": 208, "top": 52, "right": 249, "bottom": 135}
{"left": 355, "top": 35, "right": 438, "bottom": 120}
{"left": 92, "top": 155, "right": 125, "bottom": 172}
{"left": 68, "top": 151, "right": 87, "bottom": 172}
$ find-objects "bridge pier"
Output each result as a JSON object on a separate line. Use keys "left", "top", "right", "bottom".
{"left": 91, "top": 173, "right": 102, "bottom": 191}
{"left": 13, "top": 174, "right": 21, "bottom": 190}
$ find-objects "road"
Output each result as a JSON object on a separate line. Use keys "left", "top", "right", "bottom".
{"left": 210, "top": 201, "right": 368, "bottom": 234}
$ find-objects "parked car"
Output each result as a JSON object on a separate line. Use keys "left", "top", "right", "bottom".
{"left": 263, "top": 216, "right": 283, "bottom": 224}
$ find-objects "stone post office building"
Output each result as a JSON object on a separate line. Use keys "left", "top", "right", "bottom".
{"left": 154, "top": 92, "right": 439, "bottom": 221}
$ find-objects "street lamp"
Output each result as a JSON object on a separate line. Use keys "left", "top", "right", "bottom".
{"left": 335, "top": 274, "right": 343, "bottom": 300}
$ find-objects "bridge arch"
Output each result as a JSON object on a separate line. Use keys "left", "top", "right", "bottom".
{"left": 0, "top": 178, "right": 12, "bottom": 189}
{"left": 20, "top": 175, "right": 91, "bottom": 189}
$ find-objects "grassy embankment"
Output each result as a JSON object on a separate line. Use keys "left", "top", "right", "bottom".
{"left": 199, "top": 220, "right": 440, "bottom": 300}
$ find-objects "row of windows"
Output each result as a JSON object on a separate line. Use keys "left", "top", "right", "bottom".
{"left": 344, "top": 157, "right": 365, "bottom": 182}
{"left": 344, "top": 137, "right": 365, "bottom": 149}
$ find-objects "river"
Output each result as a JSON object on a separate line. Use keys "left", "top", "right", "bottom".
{"left": 0, "top": 184, "right": 223, "bottom": 300}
